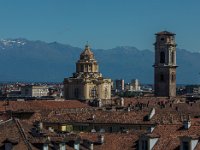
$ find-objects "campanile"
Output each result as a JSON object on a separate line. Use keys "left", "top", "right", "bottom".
{"left": 154, "top": 31, "right": 177, "bottom": 97}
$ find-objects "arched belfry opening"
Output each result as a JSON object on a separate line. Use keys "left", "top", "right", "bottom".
{"left": 160, "top": 51, "right": 165, "bottom": 64}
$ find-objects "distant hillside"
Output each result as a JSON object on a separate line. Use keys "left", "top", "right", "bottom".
{"left": 0, "top": 38, "right": 199, "bottom": 84}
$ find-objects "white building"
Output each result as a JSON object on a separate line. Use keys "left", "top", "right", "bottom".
{"left": 21, "top": 85, "right": 49, "bottom": 97}
{"left": 125, "top": 79, "right": 141, "bottom": 91}
{"left": 131, "top": 79, "right": 141, "bottom": 91}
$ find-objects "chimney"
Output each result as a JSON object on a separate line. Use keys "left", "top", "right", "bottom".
{"left": 127, "top": 107, "right": 131, "bottom": 112}
{"left": 48, "top": 127, "right": 54, "bottom": 132}
{"left": 98, "top": 98, "right": 102, "bottom": 107}
{"left": 188, "top": 114, "right": 191, "bottom": 121}
{"left": 120, "top": 98, "right": 124, "bottom": 106}
{"left": 92, "top": 114, "right": 95, "bottom": 120}
{"left": 39, "top": 122, "right": 43, "bottom": 130}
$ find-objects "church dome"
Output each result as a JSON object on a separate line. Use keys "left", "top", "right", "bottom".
{"left": 80, "top": 44, "right": 94, "bottom": 60}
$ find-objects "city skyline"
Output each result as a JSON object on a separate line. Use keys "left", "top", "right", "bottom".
{"left": 0, "top": 0, "right": 200, "bottom": 51}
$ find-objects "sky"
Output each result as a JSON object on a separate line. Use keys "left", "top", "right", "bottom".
{"left": 0, "top": 0, "right": 200, "bottom": 51}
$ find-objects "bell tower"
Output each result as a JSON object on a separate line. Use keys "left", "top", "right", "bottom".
{"left": 153, "top": 31, "right": 177, "bottom": 97}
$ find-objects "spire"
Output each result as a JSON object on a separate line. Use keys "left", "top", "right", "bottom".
{"left": 85, "top": 42, "right": 90, "bottom": 50}
{"left": 86, "top": 41, "right": 89, "bottom": 46}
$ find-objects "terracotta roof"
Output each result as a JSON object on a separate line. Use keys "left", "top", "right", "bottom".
{"left": 0, "top": 119, "right": 30, "bottom": 150}
{"left": 1, "top": 97, "right": 200, "bottom": 149}
{"left": 33, "top": 97, "right": 200, "bottom": 125}
{"left": 0, "top": 100, "right": 89, "bottom": 112}
{"left": 151, "top": 124, "right": 200, "bottom": 150}
{"left": 79, "top": 131, "right": 142, "bottom": 150}
{"left": 41, "top": 109, "right": 149, "bottom": 124}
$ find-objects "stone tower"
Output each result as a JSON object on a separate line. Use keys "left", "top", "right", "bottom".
{"left": 153, "top": 31, "right": 177, "bottom": 97}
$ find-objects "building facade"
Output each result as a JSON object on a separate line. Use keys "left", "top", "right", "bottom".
{"left": 131, "top": 79, "right": 141, "bottom": 91}
{"left": 64, "top": 44, "right": 111, "bottom": 103}
{"left": 153, "top": 31, "right": 177, "bottom": 97}
{"left": 115, "top": 79, "right": 125, "bottom": 92}
{"left": 21, "top": 85, "right": 49, "bottom": 97}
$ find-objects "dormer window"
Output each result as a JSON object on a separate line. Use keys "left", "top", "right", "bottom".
{"left": 182, "top": 141, "right": 189, "bottom": 150}
{"left": 43, "top": 143, "right": 49, "bottom": 150}
{"left": 183, "top": 120, "right": 191, "bottom": 129}
{"left": 139, "top": 134, "right": 159, "bottom": 150}
{"left": 74, "top": 139, "right": 80, "bottom": 150}
{"left": 3, "top": 139, "right": 18, "bottom": 150}
{"left": 141, "top": 140, "right": 148, "bottom": 150}
{"left": 5, "top": 143, "right": 13, "bottom": 150}
{"left": 59, "top": 143, "right": 66, "bottom": 150}
{"left": 180, "top": 136, "right": 198, "bottom": 150}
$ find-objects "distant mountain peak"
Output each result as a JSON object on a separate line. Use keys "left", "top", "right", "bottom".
{"left": 0, "top": 38, "right": 27, "bottom": 49}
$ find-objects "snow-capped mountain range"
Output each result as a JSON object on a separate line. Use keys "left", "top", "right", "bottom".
{"left": 0, "top": 38, "right": 199, "bottom": 84}
{"left": 0, "top": 39, "right": 27, "bottom": 49}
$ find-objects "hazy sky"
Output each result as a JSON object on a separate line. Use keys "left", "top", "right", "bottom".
{"left": 0, "top": 0, "right": 199, "bottom": 51}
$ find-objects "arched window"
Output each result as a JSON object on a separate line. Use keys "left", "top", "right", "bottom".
{"left": 160, "top": 51, "right": 165, "bottom": 64}
{"left": 88, "top": 64, "right": 92, "bottom": 72}
{"left": 90, "top": 87, "right": 97, "bottom": 98}
{"left": 171, "top": 51, "right": 175, "bottom": 64}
